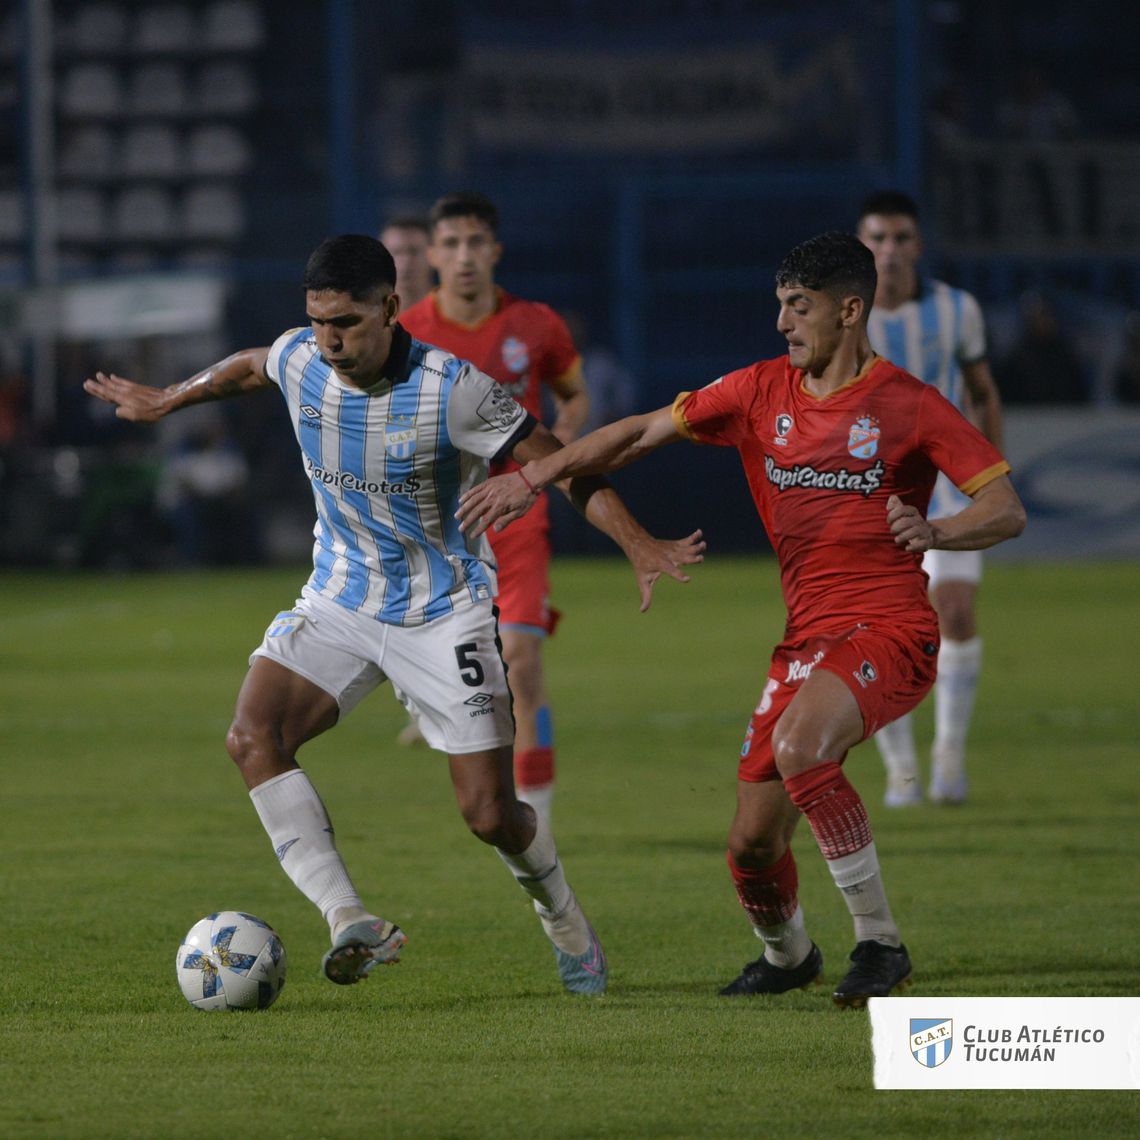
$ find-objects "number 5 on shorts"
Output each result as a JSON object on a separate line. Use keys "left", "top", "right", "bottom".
{"left": 454, "top": 642, "right": 485, "bottom": 687}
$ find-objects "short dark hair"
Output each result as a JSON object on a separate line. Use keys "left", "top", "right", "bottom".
{"left": 775, "top": 231, "right": 877, "bottom": 310}
{"left": 857, "top": 190, "right": 920, "bottom": 224}
{"left": 428, "top": 191, "right": 499, "bottom": 235}
{"left": 380, "top": 214, "right": 430, "bottom": 237}
{"left": 304, "top": 235, "right": 396, "bottom": 299}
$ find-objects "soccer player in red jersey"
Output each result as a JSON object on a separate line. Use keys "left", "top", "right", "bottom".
{"left": 457, "top": 231, "right": 1025, "bottom": 1006}
{"left": 401, "top": 192, "right": 588, "bottom": 825}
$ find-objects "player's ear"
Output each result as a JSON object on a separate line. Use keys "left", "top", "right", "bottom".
{"left": 384, "top": 291, "right": 400, "bottom": 326}
{"left": 841, "top": 294, "right": 865, "bottom": 328}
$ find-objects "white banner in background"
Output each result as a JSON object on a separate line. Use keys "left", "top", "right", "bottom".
{"left": 993, "top": 407, "right": 1140, "bottom": 560}
{"left": 870, "top": 997, "right": 1140, "bottom": 1089}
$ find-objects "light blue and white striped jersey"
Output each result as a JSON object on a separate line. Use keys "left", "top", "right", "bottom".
{"left": 266, "top": 324, "right": 533, "bottom": 627}
{"left": 867, "top": 278, "right": 987, "bottom": 518}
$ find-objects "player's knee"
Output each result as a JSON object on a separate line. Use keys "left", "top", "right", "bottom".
{"left": 727, "top": 829, "right": 785, "bottom": 869}
{"left": 770, "top": 729, "right": 818, "bottom": 779}
{"left": 457, "top": 791, "right": 514, "bottom": 846}
{"left": 225, "top": 718, "right": 278, "bottom": 773}
{"left": 939, "top": 607, "right": 976, "bottom": 641}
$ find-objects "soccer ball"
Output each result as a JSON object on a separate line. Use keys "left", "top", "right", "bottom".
{"left": 176, "top": 911, "right": 287, "bottom": 1011}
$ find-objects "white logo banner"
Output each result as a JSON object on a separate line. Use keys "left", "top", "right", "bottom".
{"left": 870, "top": 997, "right": 1140, "bottom": 1089}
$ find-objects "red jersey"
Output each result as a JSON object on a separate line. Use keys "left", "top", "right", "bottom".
{"left": 673, "top": 355, "right": 1010, "bottom": 639}
{"left": 400, "top": 288, "right": 579, "bottom": 430}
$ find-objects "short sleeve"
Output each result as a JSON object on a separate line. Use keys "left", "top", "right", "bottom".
{"left": 958, "top": 291, "right": 987, "bottom": 364}
{"left": 671, "top": 367, "right": 752, "bottom": 448}
{"left": 918, "top": 384, "right": 1009, "bottom": 493}
{"left": 266, "top": 327, "right": 308, "bottom": 390}
{"left": 445, "top": 363, "right": 531, "bottom": 459}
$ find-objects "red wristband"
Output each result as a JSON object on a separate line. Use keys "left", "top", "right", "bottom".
{"left": 517, "top": 468, "right": 537, "bottom": 495}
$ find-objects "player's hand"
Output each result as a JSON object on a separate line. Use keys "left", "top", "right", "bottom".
{"left": 887, "top": 494, "right": 935, "bottom": 553}
{"left": 83, "top": 372, "right": 167, "bottom": 423}
{"left": 629, "top": 529, "right": 706, "bottom": 613}
{"left": 456, "top": 472, "right": 536, "bottom": 537}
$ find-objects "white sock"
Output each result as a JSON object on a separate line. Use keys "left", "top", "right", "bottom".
{"left": 824, "top": 842, "right": 900, "bottom": 947}
{"left": 754, "top": 905, "right": 813, "bottom": 969}
{"left": 934, "top": 637, "right": 983, "bottom": 757}
{"left": 874, "top": 713, "right": 919, "bottom": 787}
{"left": 516, "top": 783, "right": 554, "bottom": 831}
{"left": 496, "top": 813, "right": 586, "bottom": 954}
{"left": 248, "top": 769, "right": 369, "bottom": 936}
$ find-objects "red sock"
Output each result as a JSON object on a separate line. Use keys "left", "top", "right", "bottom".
{"left": 514, "top": 746, "right": 555, "bottom": 790}
{"left": 784, "top": 761, "right": 873, "bottom": 860}
{"left": 727, "top": 848, "right": 799, "bottom": 926}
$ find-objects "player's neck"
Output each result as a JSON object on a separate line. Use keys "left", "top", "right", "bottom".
{"left": 436, "top": 284, "right": 498, "bottom": 326}
{"left": 802, "top": 337, "right": 876, "bottom": 396}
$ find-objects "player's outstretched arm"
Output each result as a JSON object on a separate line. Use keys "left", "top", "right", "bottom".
{"left": 461, "top": 410, "right": 704, "bottom": 611}
{"left": 887, "top": 475, "right": 1026, "bottom": 554}
{"left": 456, "top": 406, "right": 681, "bottom": 538}
{"left": 83, "top": 347, "right": 273, "bottom": 423}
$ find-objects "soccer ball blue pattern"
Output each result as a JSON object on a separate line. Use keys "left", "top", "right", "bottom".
{"left": 176, "top": 911, "right": 287, "bottom": 1011}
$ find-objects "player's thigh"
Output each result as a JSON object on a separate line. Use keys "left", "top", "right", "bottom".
{"left": 771, "top": 669, "right": 865, "bottom": 776}
{"left": 382, "top": 602, "right": 515, "bottom": 755}
{"left": 813, "top": 622, "right": 940, "bottom": 740}
{"left": 243, "top": 606, "right": 385, "bottom": 738}
{"left": 231, "top": 657, "right": 340, "bottom": 754}
{"left": 499, "top": 626, "right": 545, "bottom": 698}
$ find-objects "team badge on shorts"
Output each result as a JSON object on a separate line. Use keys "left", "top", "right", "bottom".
{"left": 501, "top": 336, "right": 530, "bottom": 374}
{"left": 267, "top": 611, "right": 304, "bottom": 638}
{"left": 910, "top": 1019, "right": 953, "bottom": 1067}
{"left": 384, "top": 415, "right": 417, "bottom": 459}
{"left": 847, "top": 415, "right": 881, "bottom": 459}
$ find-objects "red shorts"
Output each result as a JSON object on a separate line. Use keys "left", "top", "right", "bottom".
{"left": 737, "top": 621, "right": 940, "bottom": 783}
{"left": 489, "top": 494, "right": 559, "bottom": 636}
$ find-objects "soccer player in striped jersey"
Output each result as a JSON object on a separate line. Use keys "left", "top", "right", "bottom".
{"left": 84, "top": 235, "right": 704, "bottom": 995}
{"left": 458, "top": 231, "right": 1024, "bottom": 1005}
{"left": 857, "top": 191, "right": 1006, "bottom": 806}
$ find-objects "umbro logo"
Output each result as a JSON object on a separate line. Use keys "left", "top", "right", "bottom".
{"left": 300, "top": 405, "right": 321, "bottom": 420}
{"left": 463, "top": 692, "right": 493, "bottom": 708}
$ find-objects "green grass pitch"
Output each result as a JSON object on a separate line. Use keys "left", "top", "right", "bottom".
{"left": 1, "top": 558, "right": 1136, "bottom": 1138}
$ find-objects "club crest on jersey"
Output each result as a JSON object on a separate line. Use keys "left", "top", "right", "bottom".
{"left": 384, "top": 415, "right": 417, "bottom": 459}
{"left": 852, "top": 660, "right": 878, "bottom": 688}
{"left": 847, "top": 415, "right": 881, "bottom": 459}
{"left": 910, "top": 1019, "right": 953, "bottom": 1068}
{"left": 501, "top": 336, "right": 530, "bottom": 374}
{"left": 774, "top": 413, "right": 794, "bottom": 447}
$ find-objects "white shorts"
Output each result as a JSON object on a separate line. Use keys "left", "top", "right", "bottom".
{"left": 923, "top": 546, "right": 983, "bottom": 587}
{"left": 250, "top": 589, "right": 515, "bottom": 755}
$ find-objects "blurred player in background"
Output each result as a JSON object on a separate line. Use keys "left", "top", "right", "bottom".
{"left": 401, "top": 192, "right": 589, "bottom": 826}
{"left": 458, "top": 231, "right": 1024, "bottom": 1006}
{"left": 857, "top": 191, "right": 1005, "bottom": 806}
{"left": 85, "top": 235, "right": 704, "bottom": 995}
{"left": 379, "top": 215, "right": 434, "bottom": 309}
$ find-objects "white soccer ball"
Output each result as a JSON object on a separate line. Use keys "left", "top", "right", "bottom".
{"left": 176, "top": 911, "right": 287, "bottom": 1011}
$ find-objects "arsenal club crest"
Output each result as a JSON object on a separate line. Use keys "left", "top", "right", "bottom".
{"left": 501, "top": 336, "right": 530, "bottom": 374}
{"left": 847, "top": 415, "right": 881, "bottom": 459}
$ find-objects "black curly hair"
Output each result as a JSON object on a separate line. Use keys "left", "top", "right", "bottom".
{"left": 775, "top": 231, "right": 877, "bottom": 310}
